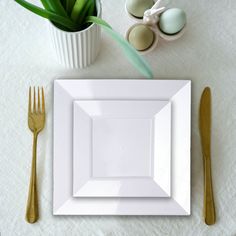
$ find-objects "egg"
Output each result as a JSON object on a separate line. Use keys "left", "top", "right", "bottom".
{"left": 159, "top": 8, "right": 186, "bottom": 35}
{"left": 126, "top": 0, "right": 154, "bottom": 18}
{"left": 128, "top": 25, "right": 154, "bottom": 51}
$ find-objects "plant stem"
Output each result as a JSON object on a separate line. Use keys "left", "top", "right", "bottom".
{"left": 15, "top": 0, "right": 77, "bottom": 31}
{"left": 86, "top": 16, "right": 153, "bottom": 78}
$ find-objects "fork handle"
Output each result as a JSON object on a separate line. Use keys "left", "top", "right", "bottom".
{"left": 204, "top": 157, "right": 216, "bottom": 225}
{"left": 26, "top": 133, "right": 39, "bottom": 223}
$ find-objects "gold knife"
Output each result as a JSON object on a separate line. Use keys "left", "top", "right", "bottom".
{"left": 199, "top": 87, "right": 216, "bottom": 225}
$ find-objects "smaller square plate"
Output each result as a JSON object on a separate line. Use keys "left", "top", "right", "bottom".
{"left": 73, "top": 100, "right": 171, "bottom": 197}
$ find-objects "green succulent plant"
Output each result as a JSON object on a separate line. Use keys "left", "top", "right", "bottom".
{"left": 15, "top": 0, "right": 153, "bottom": 78}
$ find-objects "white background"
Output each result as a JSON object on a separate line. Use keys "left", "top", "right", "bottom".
{"left": 1, "top": 0, "right": 236, "bottom": 235}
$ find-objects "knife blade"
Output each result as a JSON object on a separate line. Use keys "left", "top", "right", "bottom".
{"left": 199, "top": 87, "right": 216, "bottom": 225}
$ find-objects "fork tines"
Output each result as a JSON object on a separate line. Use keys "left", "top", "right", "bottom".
{"left": 28, "top": 87, "right": 45, "bottom": 114}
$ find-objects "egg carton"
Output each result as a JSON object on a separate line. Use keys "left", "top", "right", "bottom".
{"left": 125, "top": 0, "right": 187, "bottom": 54}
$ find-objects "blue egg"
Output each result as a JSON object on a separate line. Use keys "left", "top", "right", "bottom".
{"left": 159, "top": 8, "right": 186, "bottom": 35}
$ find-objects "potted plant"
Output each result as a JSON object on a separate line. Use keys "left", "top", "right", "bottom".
{"left": 15, "top": 0, "right": 153, "bottom": 78}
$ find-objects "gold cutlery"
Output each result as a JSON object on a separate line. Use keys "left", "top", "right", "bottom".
{"left": 26, "top": 87, "right": 45, "bottom": 223}
{"left": 199, "top": 87, "right": 216, "bottom": 225}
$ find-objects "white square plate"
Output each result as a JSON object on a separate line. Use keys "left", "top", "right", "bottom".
{"left": 73, "top": 100, "right": 171, "bottom": 197}
{"left": 54, "top": 79, "right": 191, "bottom": 215}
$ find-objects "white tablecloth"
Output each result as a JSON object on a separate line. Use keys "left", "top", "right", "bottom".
{"left": 1, "top": 0, "right": 236, "bottom": 235}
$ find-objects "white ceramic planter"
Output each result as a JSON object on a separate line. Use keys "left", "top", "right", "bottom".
{"left": 49, "top": 0, "right": 101, "bottom": 69}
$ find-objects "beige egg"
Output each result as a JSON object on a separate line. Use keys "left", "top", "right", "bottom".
{"left": 126, "top": 0, "right": 154, "bottom": 18}
{"left": 128, "top": 25, "right": 154, "bottom": 51}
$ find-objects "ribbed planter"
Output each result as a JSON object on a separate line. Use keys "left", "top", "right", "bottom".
{"left": 49, "top": 0, "right": 101, "bottom": 69}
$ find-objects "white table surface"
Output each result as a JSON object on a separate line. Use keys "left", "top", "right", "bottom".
{"left": 1, "top": 0, "right": 236, "bottom": 235}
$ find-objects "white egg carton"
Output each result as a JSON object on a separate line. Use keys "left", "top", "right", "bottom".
{"left": 125, "top": 0, "right": 187, "bottom": 54}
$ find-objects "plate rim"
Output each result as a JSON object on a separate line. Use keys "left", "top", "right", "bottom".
{"left": 53, "top": 79, "right": 191, "bottom": 215}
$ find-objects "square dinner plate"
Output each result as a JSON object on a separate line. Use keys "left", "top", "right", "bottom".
{"left": 73, "top": 100, "right": 171, "bottom": 197}
{"left": 54, "top": 79, "right": 191, "bottom": 215}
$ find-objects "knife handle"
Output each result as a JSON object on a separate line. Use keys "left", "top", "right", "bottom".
{"left": 204, "top": 157, "right": 216, "bottom": 225}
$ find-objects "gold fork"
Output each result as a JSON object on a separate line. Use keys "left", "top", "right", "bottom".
{"left": 26, "top": 87, "right": 45, "bottom": 223}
